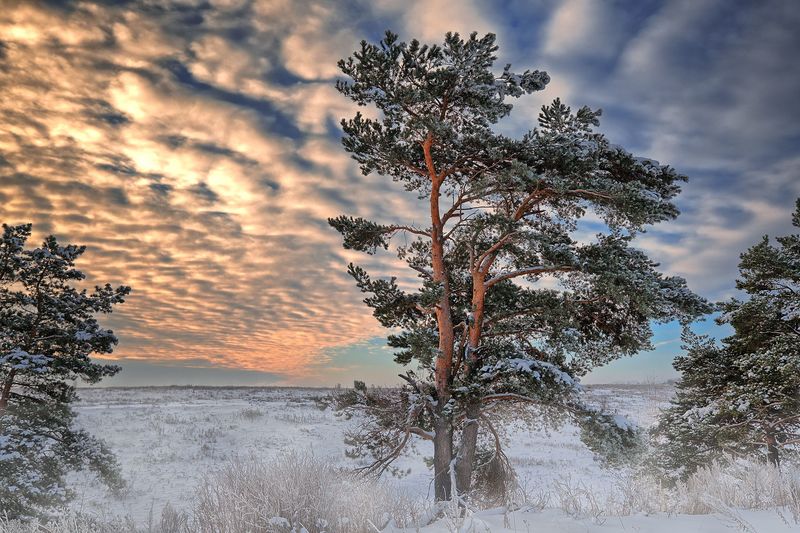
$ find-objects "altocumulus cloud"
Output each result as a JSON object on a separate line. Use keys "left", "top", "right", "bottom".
{"left": 0, "top": 0, "right": 798, "bottom": 385}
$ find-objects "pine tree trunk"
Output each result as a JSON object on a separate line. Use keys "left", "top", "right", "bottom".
{"left": 455, "top": 401, "right": 480, "bottom": 494}
{"left": 425, "top": 133, "right": 457, "bottom": 502}
{"left": 0, "top": 369, "right": 15, "bottom": 411}
{"left": 766, "top": 433, "right": 780, "bottom": 468}
{"left": 455, "top": 273, "right": 487, "bottom": 494}
{"left": 433, "top": 411, "right": 454, "bottom": 501}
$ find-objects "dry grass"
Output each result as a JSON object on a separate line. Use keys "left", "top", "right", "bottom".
{"left": 4, "top": 456, "right": 799, "bottom": 532}
{"left": 193, "top": 451, "right": 426, "bottom": 532}
{"left": 1, "top": 452, "right": 426, "bottom": 533}
{"left": 521, "top": 458, "right": 800, "bottom": 522}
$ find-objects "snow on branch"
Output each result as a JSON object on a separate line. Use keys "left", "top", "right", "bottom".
{"left": 486, "top": 265, "right": 575, "bottom": 288}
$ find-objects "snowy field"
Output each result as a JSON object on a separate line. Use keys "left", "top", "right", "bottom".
{"left": 69, "top": 386, "right": 349, "bottom": 521}
{"left": 60, "top": 384, "right": 799, "bottom": 532}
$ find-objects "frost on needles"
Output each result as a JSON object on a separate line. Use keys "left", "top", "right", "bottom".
{"left": 0, "top": 223, "right": 130, "bottom": 519}
{"left": 328, "top": 30, "right": 711, "bottom": 504}
{"left": 653, "top": 199, "right": 800, "bottom": 480}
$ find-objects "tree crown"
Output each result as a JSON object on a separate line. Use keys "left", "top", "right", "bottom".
{"left": 332, "top": 31, "right": 709, "bottom": 381}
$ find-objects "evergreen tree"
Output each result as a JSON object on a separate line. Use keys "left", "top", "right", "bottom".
{"left": 653, "top": 199, "right": 800, "bottom": 478}
{"left": 330, "top": 31, "right": 709, "bottom": 502}
{"left": 0, "top": 223, "right": 130, "bottom": 518}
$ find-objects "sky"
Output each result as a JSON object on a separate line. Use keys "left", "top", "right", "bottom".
{"left": 1, "top": 0, "right": 798, "bottom": 387}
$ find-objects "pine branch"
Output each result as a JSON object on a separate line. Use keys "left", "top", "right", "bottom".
{"left": 513, "top": 188, "right": 552, "bottom": 221}
{"left": 399, "top": 161, "right": 428, "bottom": 177}
{"left": 486, "top": 266, "right": 575, "bottom": 288}
{"left": 474, "top": 232, "right": 518, "bottom": 272}
{"left": 387, "top": 225, "right": 430, "bottom": 237}
{"left": 569, "top": 189, "right": 615, "bottom": 201}
{"left": 480, "top": 393, "right": 583, "bottom": 417}
{"left": 409, "top": 427, "right": 435, "bottom": 440}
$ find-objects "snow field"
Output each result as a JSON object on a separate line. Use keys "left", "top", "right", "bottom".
{"left": 1, "top": 384, "right": 795, "bottom": 532}
{"left": 65, "top": 385, "right": 666, "bottom": 522}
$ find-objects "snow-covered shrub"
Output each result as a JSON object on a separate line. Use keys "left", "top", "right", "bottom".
{"left": 0, "top": 505, "right": 189, "bottom": 533}
{"left": 237, "top": 408, "right": 264, "bottom": 421}
{"left": 0, "top": 514, "right": 137, "bottom": 533}
{"left": 193, "top": 451, "right": 425, "bottom": 532}
{"left": 469, "top": 446, "right": 519, "bottom": 508}
{"left": 673, "top": 459, "right": 800, "bottom": 515}
{"left": 523, "top": 458, "right": 800, "bottom": 519}
{"left": 598, "top": 470, "right": 673, "bottom": 516}
{"left": 549, "top": 476, "right": 607, "bottom": 523}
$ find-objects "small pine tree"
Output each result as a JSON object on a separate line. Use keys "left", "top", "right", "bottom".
{"left": 653, "top": 199, "right": 800, "bottom": 479}
{"left": 0, "top": 223, "right": 130, "bottom": 518}
{"left": 329, "top": 31, "right": 709, "bottom": 501}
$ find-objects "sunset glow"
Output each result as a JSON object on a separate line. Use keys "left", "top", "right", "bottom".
{"left": 1, "top": 0, "right": 798, "bottom": 386}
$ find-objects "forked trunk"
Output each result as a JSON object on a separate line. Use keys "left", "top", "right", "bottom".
{"left": 425, "top": 133, "right": 457, "bottom": 502}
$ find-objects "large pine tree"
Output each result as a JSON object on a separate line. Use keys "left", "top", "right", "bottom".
{"left": 653, "top": 199, "right": 800, "bottom": 478}
{"left": 0, "top": 223, "right": 130, "bottom": 518}
{"left": 330, "top": 31, "right": 709, "bottom": 501}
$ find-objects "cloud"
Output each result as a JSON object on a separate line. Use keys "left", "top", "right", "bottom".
{"left": 374, "top": 0, "right": 496, "bottom": 42}
{"left": 91, "top": 357, "right": 285, "bottom": 387}
{"left": 0, "top": 0, "right": 400, "bottom": 381}
{"left": 1, "top": 0, "right": 798, "bottom": 387}
{"left": 597, "top": 0, "right": 800, "bottom": 299}
{"left": 509, "top": 0, "right": 800, "bottom": 303}
{"left": 279, "top": 4, "right": 360, "bottom": 80}
{"left": 188, "top": 35, "right": 272, "bottom": 94}
{"left": 614, "top": 0, "right": 800, "bottom": 171}
{"left": 542, "top": 0, "right": 620, "bottom": 60}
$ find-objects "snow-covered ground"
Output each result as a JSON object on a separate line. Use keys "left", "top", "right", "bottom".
{"left": 65, "top": 384, "right": 797, "bottom": 532}
{"left": 387, "top": 506, "right": 798, "bottom": 532}
{"left": 69, "top": 387, "right": 347, "bottom": 521}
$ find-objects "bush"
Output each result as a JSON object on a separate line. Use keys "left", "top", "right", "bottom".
{"left": 193, "top": 451, "right": 425, "bottom": 532}
{"left": 524, "top": 457, "right": 800, "bottom": 520}
{"left": 672, "top": 459, "right": 800, "bottom": 516}
{"left": 1, "top": 453, "right": 426, "bottom": 533}
{"left": 238, "top": 408, "right": 264, "bottom": 421}
{"left": 0, "top": 515, "right": 136, "bottom": 533}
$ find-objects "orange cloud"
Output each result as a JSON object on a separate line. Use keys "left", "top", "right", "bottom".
{"left": 0, "top": 1, "right": 433, "bottom": 382}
